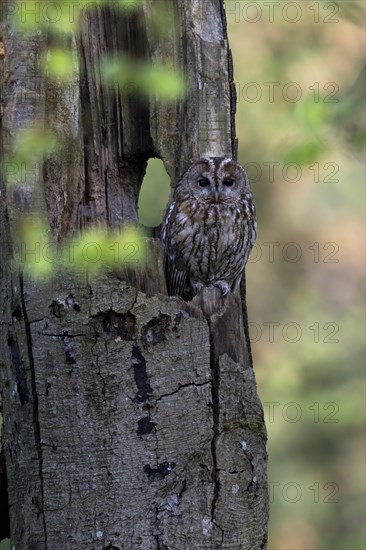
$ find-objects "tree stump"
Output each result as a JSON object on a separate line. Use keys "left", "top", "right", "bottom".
{"left": 0, "top": 1, "right": 268, "bottom": 548}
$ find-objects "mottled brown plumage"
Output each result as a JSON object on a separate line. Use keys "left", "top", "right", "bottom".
{"left": 162, "top": 157, "right": 256, "bottom": 297}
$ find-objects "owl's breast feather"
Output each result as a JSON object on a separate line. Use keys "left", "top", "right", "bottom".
{"left": 179, "top": 199, "right": 205, "bottom": 223}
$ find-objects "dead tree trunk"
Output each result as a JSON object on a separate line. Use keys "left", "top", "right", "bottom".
{"left": 0, "top": 1, "right": 268, "bottom": 548}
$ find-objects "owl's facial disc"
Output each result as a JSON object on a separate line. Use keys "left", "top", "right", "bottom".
{"left": 194, "top": 171, "right": 235, "bottom": 203}
{"left": 183, "top": 157, "right": 248, "bottom": 203}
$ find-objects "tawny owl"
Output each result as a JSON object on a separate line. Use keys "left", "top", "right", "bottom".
{"left": 162, "top": 157, "right": 257, "bottom": 297}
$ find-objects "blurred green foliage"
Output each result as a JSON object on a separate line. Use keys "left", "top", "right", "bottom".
{"left": 2, "top": 126, "right": 58, "bottom": 187}
{"left": 102, "top": 56, "right": 185, "bottom": 100}
{"left": 3, "top": 0, "right": 183, "bottom": 281}
{"left": 14, "top": 218, "right": 147, "bottom": 280}
{"left": 42, "top": 48, "right": 75, "bottom": 80}
{"left": 3, "top": 126, "right": 58, "bottom": 185}
{"left": 11, "top": 0, "right": 183, "bottom": 96}
{"left": 12, "top": 0, "right": 143, "bottom": 33}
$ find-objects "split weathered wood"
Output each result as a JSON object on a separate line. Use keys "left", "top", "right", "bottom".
{"left": 0, "top": 1, "right": 268, "bottom": 548}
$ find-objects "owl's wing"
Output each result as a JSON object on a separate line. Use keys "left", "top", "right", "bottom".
{"left": 162, "top": 200, "right": 188, "bottom": 297}
{"left": 232, "top": 198, "right": 257, "bottom": 292}
{"left": 164, "top": 253, "right": 187, "bottom": 297}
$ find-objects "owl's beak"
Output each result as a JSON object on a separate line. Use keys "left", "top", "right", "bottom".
{"left": 214, "top": 190, "right": 219, "bottom": 202}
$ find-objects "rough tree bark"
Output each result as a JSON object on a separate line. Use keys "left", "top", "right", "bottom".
{"left": 0, "top": 1, "right": 268, "bottom": 548}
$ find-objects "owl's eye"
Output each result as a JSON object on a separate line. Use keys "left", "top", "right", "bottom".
{"left": 198, "top": 177, "right": 210, "bottom": 187}
{"left": 223, "top": 178, "right": 234, "bottom": 187}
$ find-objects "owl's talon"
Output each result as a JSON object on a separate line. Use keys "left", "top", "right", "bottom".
{"left": 213, "top": 281, "right": 231, "bottom": 296}
{"left": 192, "top": 282, "right": 205, "bottom": 293}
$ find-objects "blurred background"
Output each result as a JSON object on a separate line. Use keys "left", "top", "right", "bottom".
{"left": 139, "top": 1, "right": 366, "bottom": 548}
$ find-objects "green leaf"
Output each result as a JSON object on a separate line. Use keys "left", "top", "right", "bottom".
{"left": 16, "top": 217, "right": 54, "bottom": 280}
{"left": 101, "top": 57, "right": 134, "bottom": 86}
{"left": 15, "top": 127, "right": 58, "bottom": 159}
{"left": 61, "top": 227, "right": 146, "bottom": 273}
{"left": 139, "top": 65, "right": 185, "bottom": 100}
{"left": 42, "top": 48, "right": 75, "bottom": 80}
{"left": 149, "top": 6, "right": 176, "bottom": 37}
{"left": 1, "top": 154, "right": 40, "bottom": 186}
{"left": 2, "top": 127, "right": 57, "bottom": 186}
{"left": 11, "top": 0, "right": 42, "bottom": 32}
{"left": 102, "top": 56, "right": 185, "bottom": 100}
{"left": 47, "top": 3, "right": 81, "bottom": 35}
{"left": 11, "top": 0, "right": 103, "bottom": 33}
{"left": 116, "top": 0, "right": 143, "bottom": 11}
{"left": 65, "top": 229, "right": 108, "bottom": 275}
{"left": 106, "top": 227, "right": 147, "bottom": 267}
